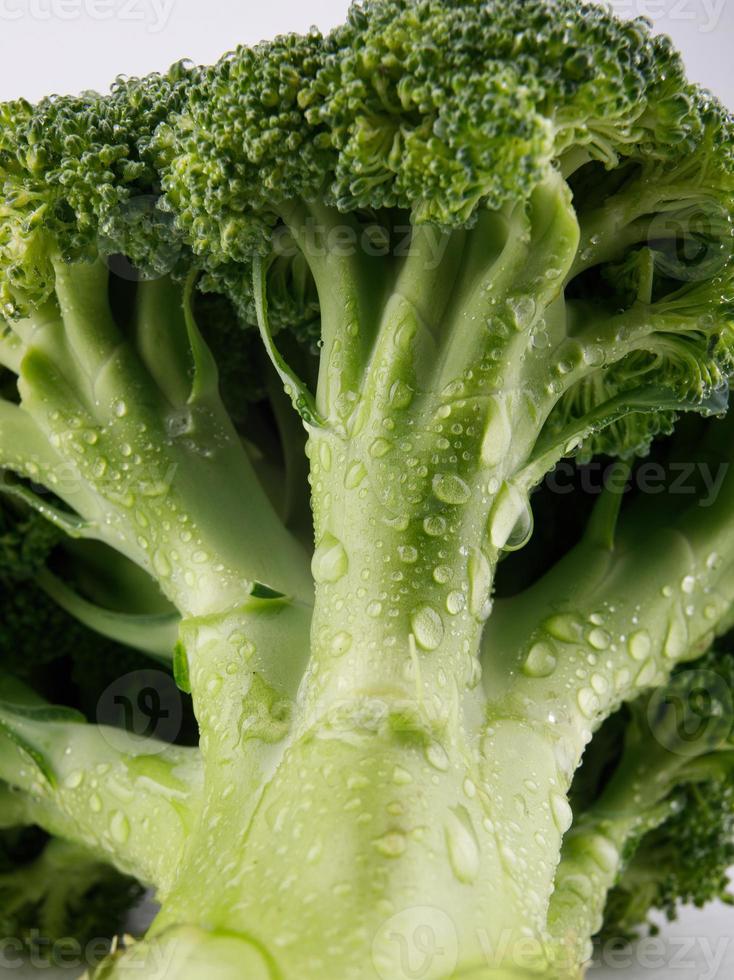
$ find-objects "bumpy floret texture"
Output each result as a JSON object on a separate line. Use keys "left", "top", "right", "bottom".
{"left": 0, "top": 62, "right": 196, "bottom": 315}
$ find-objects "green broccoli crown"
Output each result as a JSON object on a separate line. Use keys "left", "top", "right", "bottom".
{"left": 155, "top": 0, "right": 734, "bottom": 463}
{"left": 0, "top": 62, "right": 196, "bottom": 314}
{"left": 599, "top": 649, "right": 734, "bottom": 939}
{"left": 159, "top": 0, "right": 721, "bottom": 254}
{"left": 0, "top": 836, "right": 143, "bottom": 957}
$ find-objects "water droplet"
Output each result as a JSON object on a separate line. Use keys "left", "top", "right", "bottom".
{"left": 629, "top": 630, "right": 651, "bottom": 661}
{"left": 706, "top": 552, "right": 721, "bottom": 571}
{"left": 445, "top": 806, "right": 480, "bottom": 884}
{"left": 590, "top": 673, "right": 608, "bottom": 694}
{"left": 508, "top": 295, "right": 537, "bottom": 330}
{"left": 345, "top": 461, "right": 367, "bottom": 489}
{"left": 389, "top": 380, "right": 414, "bottom": 409}
{"left": 544, "top": 614, "right": 582, "bottom": 644}
{"left": 587, "top": 628, "right": 610, "bottom": 651}
{"left": 312, "top": 533, "right": 348, "bottom": 584}
{"left": 681, "top": 575, "right": 695, "bottom": 594}
{"left": 392, "top": 766, "right": 413, "bottom": 785}
{"left": 64, "top": 770, "right": 84, "bottom": 789}
{"left": 423, "top": 516, "right": 448, "bottom": 543}
{"left": 446, "top": 591, "right": 466, "bottom": 615}
{"left": 153, "top": 549, "right": 172, "bottom": 579}
{"left": 89, "top": 793, "right": 102, "bottom": 814}
{"left": 664, "top": 607, "right": 688, "bottom": 659}
{"left": 433, "top": 565, "right": 452, "bottom": 585}
{"left": 330, "top": 632, "right": 353, "bottom": 657}
{"left": 589, "top": 836, "right": 619, "bottom": 874}
{"left": 367, "top": 600, "right": 383, "bottom": 618}
{"left": 425, "top": 742, "right": 449, "bottom": 771}
{"left": 551, "top": 793, "right": 573, "bottom": 834}
{"left": 370, "top": 437, "right": 393, "bottom": 459}
{"left": 411, "top": 605, "right": 444, "bottom": 651}
{"left": 522, "top": 642, "right": 558, "bottom": 678}
{"left": 489, "top": 483, "right": 533, "bottom": 551}
{"left": 433, "top": 473, "right": 471, "bottom": 506}
{"left": 114, "top": 401, "right": 128, "bottom": 418}
{"left": 468, "top": 548, "right": 493, "bottom": 621}
{"left": 398, "top": 545, "right": 418, "bottom": 564}
{"left": 110, "top": 811, "right": 130, "bottom": 844}
{"left": 564, "top": 873, "right": 592, "bottom": 900}
{"left": 480, "top": 397, "right": 511, "bottom": 467}
{"left": 318, "top": 442, "right": 332, "bottom": 472}
{"left": 374, "top": 832, "right": 406, "bottom": 858}
{"left": 577, "top": 688, "right": 600, "bottom": 719}
{"left": 635, "top": 660, "right": 657, "bottom": 688}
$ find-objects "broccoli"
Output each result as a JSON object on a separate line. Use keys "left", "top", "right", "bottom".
{"left": 0, "top": 1, "right": 732, "bottom": 978}
{"left": 0, "top": 830, "right": 144, "bottom": 966}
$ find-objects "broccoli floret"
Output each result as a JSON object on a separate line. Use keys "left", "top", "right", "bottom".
{"left": 599, "top": 649, "right": 734, "bottom": 941}
{"left": 0, "top": 836, "right": 143, "bottom": 960}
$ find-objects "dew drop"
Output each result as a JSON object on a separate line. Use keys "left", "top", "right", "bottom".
{"left": 318, "top": 442, "right": 332, "bottom": 472}
{"left": 467, "top": 548, "right": 493, "bottom": 621}
{"left": 446, "top": 591, "right": 466, "bottom": 615}
{"left": 445, "top": 806, "right": 480, "bottom": 884}
{"left": 389, "top": 380, "right": 414, "bottom": 409}
{"left": 411, "top": 605, "right": 444, "bottom": 651}
{"left": 550, "top": 793, "right": 573, "bottom": 834}
{"left": 577, "top": 688, "right": 600, "bottom": 719}
{"left": 392, "top": 766, "right": 413, "bottom": 786}
{"left": 480, "top": 398, "right": 511, "bottom": 467}
{"left": 374, "top": 832, "right": 406, "bottom": 859}
{"left": 426, "top": 742, "right": 449, "bottom": 772}
{"left": 587, "top": 628, "right": 610, "bottom": 651}
{"left": 433, "top": 473, "right": 471, "bottom": 506}
{"left": 635, "top": 660, "right": 657, "bottom": 688}
{"left": 398, "top": 545, "right": 418, "bottom": 564}
{"left": 153, "top": 549, "right": 172, "bottom": 579}
{"left": 433, "top": 565, "right": 452, "bottom": 585}
{"left": 664, "top": 607, "right": 688, "bottom": 659}
{"left": 344, "top": 461, "right": 367, "bottom": 489}
{"left": 110, "top": 811, "right": 130, "bottom": 844}
{"left": 370, "top": 437, "right": 393, "bottom": 459}
{"left": 312, "top": 533, "right": 349, "bottom": 584}
{"left": 522, "top": 642, "right": 558, "bottom": 678}
{"left": 489, "top": 482, "right": 533, "bottom": 551}
{"left": 331, "top": 632, "right": 353, "bottom": 657}
{"left": 544, "top": 614, "right": 583, "bottom": 644}
{"left": 508, "top": 295, "right": 537, "bottom": 330}
{"left": 626, "top": 630, "right": 650, "bottom": 662}
{"left": 423, "top": 515, "right": 447, "bottom": 537}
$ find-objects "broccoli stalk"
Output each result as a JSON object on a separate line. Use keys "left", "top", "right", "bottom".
{"left": 0, "top": 2, "right": 733, "bottom": 979}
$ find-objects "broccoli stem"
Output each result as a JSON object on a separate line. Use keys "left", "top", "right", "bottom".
{"left": 0, "top": 712, "right": 202, "bottom": 892}
{"left": 36, "top": 569, "right": 179, "bottom": 660}
{"left": 5, "top": 260, "right": 314, "bottom": 613}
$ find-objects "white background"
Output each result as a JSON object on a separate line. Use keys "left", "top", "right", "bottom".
{"left": 0, "top": 0, "right": 732, "bottom": 978}
{"left": 0, "top": 0, "right": 730, "bottom": 104}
